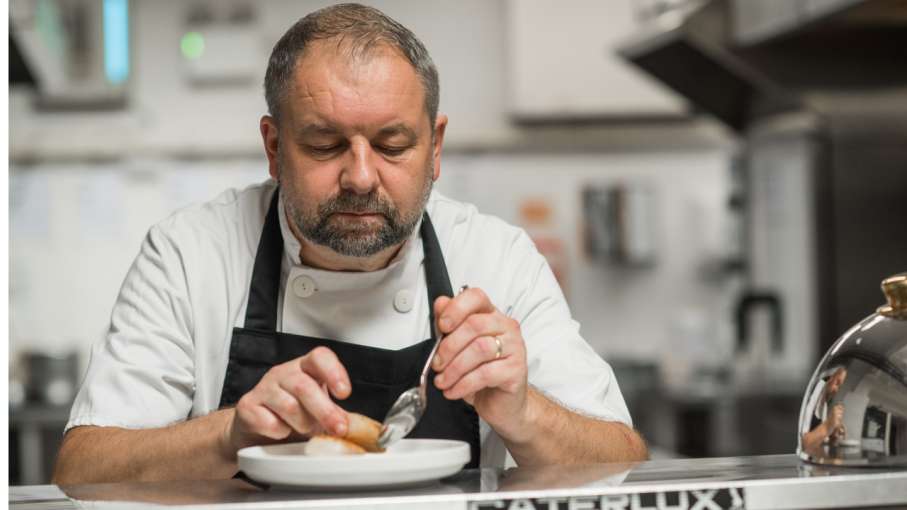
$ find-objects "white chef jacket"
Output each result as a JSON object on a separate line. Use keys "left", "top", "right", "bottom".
{"left": 67, "top": 179, "right": 631, "bottom": 467}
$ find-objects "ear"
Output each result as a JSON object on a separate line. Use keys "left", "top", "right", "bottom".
{"left": 430, "top": 114, "right": 448, "bottom": 182}
{"left": 260, "top": 115, "right": 280, "bottom": 180}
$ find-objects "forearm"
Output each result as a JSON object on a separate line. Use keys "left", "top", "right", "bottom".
{"left": 502, "top": 388, "right": 648, "bottom": 466}
{"left": 53, "top": 408, "right": 238, "bottom": 484}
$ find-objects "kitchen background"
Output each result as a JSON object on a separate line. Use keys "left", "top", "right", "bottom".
{"left": 8, "top": 0, "right": 907, "bottom": 484}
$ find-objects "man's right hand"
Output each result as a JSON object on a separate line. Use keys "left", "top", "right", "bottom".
{"left": 224, "top": 346, "right": 352, "bottom": 457}
{"left": 827, "top": 404, "right": 846, "bottom": 440}
{"left": 826, "top": 404, "right": 844, "bottom": 431}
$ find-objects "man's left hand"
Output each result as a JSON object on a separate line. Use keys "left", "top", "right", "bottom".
{"left": 432, "top": 288, "right": 530, "bottom": 443}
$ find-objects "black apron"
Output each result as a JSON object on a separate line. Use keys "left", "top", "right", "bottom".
{"left": 218, "top": 189, "right": 480, "bottom": 468}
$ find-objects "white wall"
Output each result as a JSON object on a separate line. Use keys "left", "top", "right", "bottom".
{"left": 9, "top": 160, "right": 265, "bottom": 367}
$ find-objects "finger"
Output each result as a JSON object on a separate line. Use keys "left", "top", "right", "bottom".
{"left": 435, "top": 334, "right": 504, "bottom": 391}
{"left": 299, "top": 346, "right": 351, "bottom": 399}
{"left": 279, "top": 373, "right": 347, "bottom": 436}
{"left": 435, "top": 287, "right": 496, "bottom": 335}
{"left": 261, "top": 386, "right": 316, "bottom": 436}
{"left": 442, "top": 360, "right": 509, "bottom": 401}
{"left": 432, "top": 313, "right": 501, "bottom": 371}
{"left": 431, "top": 295, "right": 451, "bottom": 368}
{"left": 433, "top": 295, "right": 452, "bottom": 321}
{"left": 239, "top": 397, "right": 294, "bottom": 440}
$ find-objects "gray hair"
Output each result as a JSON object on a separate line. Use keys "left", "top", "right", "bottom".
{"left": 264, "top": 3, "right": 440, "bottom": 126}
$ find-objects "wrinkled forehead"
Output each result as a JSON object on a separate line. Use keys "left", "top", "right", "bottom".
{"left": 284, "top": 39, "right": 427, "bottom": 129}
{"left": 306, "top": 35, "right": 406, "bottom": 66}
{"left": 292, "top": 37, "right": 417, "bottom": 93}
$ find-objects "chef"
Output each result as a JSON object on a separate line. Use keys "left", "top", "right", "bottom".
{"left": 53, "top": 3, "right": 647, "bottom": 484}
{"left": 801, "top": 367, "right": 848, "bottom": 453}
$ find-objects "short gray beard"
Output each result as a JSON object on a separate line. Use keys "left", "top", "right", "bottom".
{"left": 280, "top": 161, "right": 433, "bottom": 258}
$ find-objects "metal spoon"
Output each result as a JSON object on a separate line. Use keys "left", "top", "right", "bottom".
{"left": 377, "top": 285, "right": 468, "bottom": 449}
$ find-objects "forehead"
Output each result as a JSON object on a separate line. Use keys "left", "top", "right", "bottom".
{"left": 284, "top": 39, "right": 426, "bottom": 130}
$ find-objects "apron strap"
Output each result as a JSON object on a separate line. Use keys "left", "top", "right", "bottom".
{"left": 418, "top": 212, "right": 455, "bottom": 399}
{"left": 420, "top": 212, "right": 454, "bottom": 342}
{"left": 243, "top": 189, "right": 282, "bottom": 331}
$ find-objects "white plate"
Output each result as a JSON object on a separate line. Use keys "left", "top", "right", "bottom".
{"left": 238, "top": 438, "right": 471, "bottom": 489}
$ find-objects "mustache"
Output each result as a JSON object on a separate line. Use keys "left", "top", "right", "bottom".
{"left": 318, "top": 191, "right": 395, "bottom": 217}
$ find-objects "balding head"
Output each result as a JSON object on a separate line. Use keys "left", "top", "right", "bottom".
{"left": 264, "top": 3, "right": 439, "bottom": 127}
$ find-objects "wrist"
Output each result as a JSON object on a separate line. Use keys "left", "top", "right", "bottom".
{"left": 218, "top": 408, "right": 239, "bottom": 462}
{"left": 498, "top": 387, "right": 541, "bottom": 447}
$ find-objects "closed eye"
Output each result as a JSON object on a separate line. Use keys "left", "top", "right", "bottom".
{"left": 376, "top": 145, "right": 410, "bottom": 157}
{"left": 307, "top": 144, "right": 344, "bottom": 157}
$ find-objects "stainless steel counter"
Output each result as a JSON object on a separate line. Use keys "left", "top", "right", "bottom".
{"left": 10, "top": 455, "right": 907, "bottom": 510}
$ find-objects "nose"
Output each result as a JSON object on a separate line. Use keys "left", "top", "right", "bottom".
{"left": 340, "top": 138, "right": 379, "bottom": 194}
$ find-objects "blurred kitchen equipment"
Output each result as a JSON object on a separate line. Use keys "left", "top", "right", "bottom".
{"left": 631, "top": 0, "right": 707, "bottom": 25}
{"left": 23, "top": 350, "right": 80, "bottom": 406}
{"left": 731, "top": 111, "right": 907, "bottom": 385}
{"left": 732, "top": 288, "right": 785, "bottom": 384}
{"left": 621, "top": 0, "right": 907, "bottom": 378}
{"left": 10, "top": 0, "right": 131, "bottom": 108}
{"left": 797, "top": 273, "right": 907, "bottom": 466}
{"left": 9, "top": 379, "right": 27, "bottom": 409}
{"left": 10, "top": 350, "right": 79, "bottom": 485}
{"left": 518, "top": 198, "right": 569, "bottom": 293}
{"left": 620, "top": 0, "right": 907, "bottom": 459}
{"left": 181, "top": 2, "right": 259, "bottom": 86}
{"left": 735, "top": 291, "right": 783, "bottom": 354}
{"left": 619, "top": 0, "right": 907, "bottom": 132}
{"left": 583, "top": 183, "right": 657, "bottom": 267}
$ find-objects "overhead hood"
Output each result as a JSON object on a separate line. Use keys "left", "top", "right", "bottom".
{"left": 618, "top": 0, "right": 907, "bottom": 132}
{"left": 10, "top": 0, "right": 130, "bottom": 108}
{"left": 10, "top": 32, "right": 38, "bottom": 87}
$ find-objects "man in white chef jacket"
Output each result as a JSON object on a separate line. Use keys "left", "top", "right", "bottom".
{"left": 53, "top": 3, "right": 647, "bottom": 483}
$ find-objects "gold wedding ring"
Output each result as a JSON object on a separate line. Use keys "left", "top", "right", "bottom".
{"left": 493, "top": 335, "right": 503, "bottom": 360}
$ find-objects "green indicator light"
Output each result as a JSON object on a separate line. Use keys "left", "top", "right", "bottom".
{"left": 181, "top": 31, "right": 205, "bottom": 59}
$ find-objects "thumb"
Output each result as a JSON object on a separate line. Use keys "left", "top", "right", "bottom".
{"left": 433, "top": 295, "right": 452, "bottom": 320}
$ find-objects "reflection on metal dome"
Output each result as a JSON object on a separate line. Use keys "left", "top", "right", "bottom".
{"left": 798, "top": 273, "right": 907, "bottom": 466}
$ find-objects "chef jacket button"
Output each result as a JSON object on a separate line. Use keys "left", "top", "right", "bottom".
{"left": 292, "top": 275, "right": 317, "bottom": 298}
{"left": 394, "top": 289, "right": 414, "bottom": 313}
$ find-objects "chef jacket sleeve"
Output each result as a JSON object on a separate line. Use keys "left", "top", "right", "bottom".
{"left": 66, "top": 223, "right": 196, "bottom": 432}
{"left": 507, "top": 230, "right": 632, "bottom": 426}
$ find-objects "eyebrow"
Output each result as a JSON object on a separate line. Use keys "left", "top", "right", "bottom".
{"left": 294, "top": 122, "right": 418, "bottom": 143}
{"left": 295, "top": 123, "right": 342, "bottom": 138}
{"left": 376, "top": 123, "right": 417, "bottom": 144}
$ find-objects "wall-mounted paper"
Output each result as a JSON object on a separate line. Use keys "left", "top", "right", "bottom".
{"left": 78, "top": 168, "right": 126, "bottom": 238}
{"left": 10, "top": 168, "right": 51, "bottom": 238}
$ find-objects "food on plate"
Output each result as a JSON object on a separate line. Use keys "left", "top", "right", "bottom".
{"left": 303, "top": 435, "right": 366, "bottom": 455}
{"left": 303, "top": 412, "right": 386, "bottom": 456}
{"left": 344, "top": 412, "right": 385, "bottom": 453}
